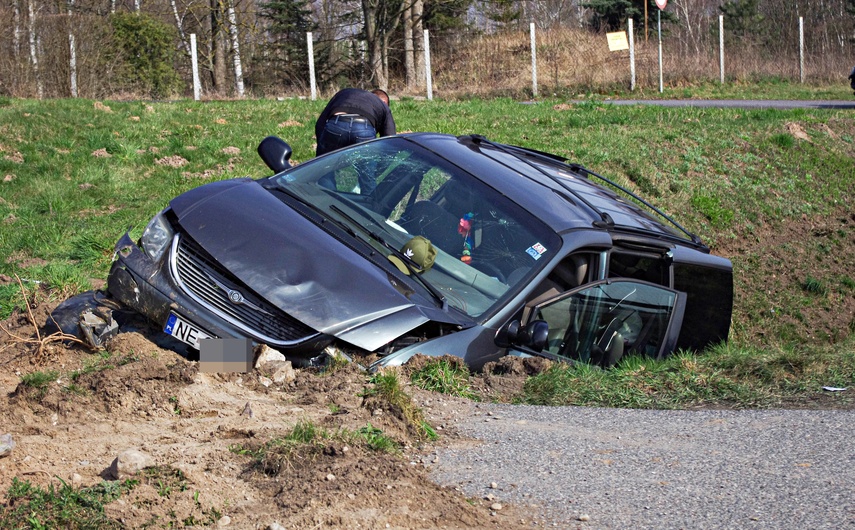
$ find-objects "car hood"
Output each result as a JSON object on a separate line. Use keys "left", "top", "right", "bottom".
{"left": 169, "top": 178, "right": 470, "bottom": 351}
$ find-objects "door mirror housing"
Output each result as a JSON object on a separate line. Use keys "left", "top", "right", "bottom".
{"left": 496, "top": 319, "right": 547, "bottom": 352}
{"left": 522, "top": 320, "right": 549, "bottom": 352}
{"left": 495, "top": 319, "right": 521, "bottom": 348}
{"left": 258, "top": 136, "right": 293, "bottom": 173}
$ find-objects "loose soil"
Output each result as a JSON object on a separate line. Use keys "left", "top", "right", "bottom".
{"left": 0, "top": 292, "right": 544, "bottom": 529}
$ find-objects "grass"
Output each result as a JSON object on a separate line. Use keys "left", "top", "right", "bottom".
{"left": 15, "top": 352, "right": 139, "bottom": 399}
{"left": 1, "top": 91, "right": 853, "bottom": 409}
{"left": 363, "top": 370, "right": 437, "bottom": 441}
{"left": 230, "top": 418, "right": 403, "bottom": 477}
{"left": 0, "top": 477, "right": 133, "bottom": 530}
{"left": 18, "top": 370, "right": 58, "bottom": 399}
{"left": 520, "top": 336, "right": 855, "bottom": 409}
{"left": 597, "top": 78, "right": 851, "bottom": 101}
{"left": 410, "top": 358, "right": 478, "bottom": 400}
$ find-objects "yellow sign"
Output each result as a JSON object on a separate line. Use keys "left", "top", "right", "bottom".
{"left": 607, "top": 31, "right": 629, "bottom": 51}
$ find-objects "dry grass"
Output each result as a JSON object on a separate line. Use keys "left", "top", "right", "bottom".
{"left": 405, "top": 27, "right": 852, "bottom": 98}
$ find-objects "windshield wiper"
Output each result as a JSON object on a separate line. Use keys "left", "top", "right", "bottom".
{"left": 329, "top": 204, "right": 448, "bottom": 311}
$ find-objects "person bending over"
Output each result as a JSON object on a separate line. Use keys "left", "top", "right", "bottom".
{"left": 314, "top": 88, "right": 397, "bottom": 195}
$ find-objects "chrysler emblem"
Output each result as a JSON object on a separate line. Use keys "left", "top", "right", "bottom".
{"left": 203, "top": 271, "right": 271, "bottom": 315}
{"left": 228, "top": 290, "right": 243, "bottom": 303}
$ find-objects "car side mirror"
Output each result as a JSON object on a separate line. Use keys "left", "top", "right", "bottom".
{"left": 495, "top": 319, "right": 547, "bottom": 353}
{"left": 522, "top": 320, "right": 549, "bottom": 352}
{"left": 258, "top": 136, "right": 293, "bottom": 173}
{"left": 495, "top": 319, "right": 521, "bottom": 348}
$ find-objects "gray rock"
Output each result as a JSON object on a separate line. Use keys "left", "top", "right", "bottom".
{"left": 271, "top": 361, "right": 296, "bottom": 384}
{"left": 0, "top": 434, "right": 14, "bottom": 458}
{"left": 109, "top": 449, "right": 154, "bottom": 479}
{"left": 254, "top": 345, "right": 287, "bottom": 368}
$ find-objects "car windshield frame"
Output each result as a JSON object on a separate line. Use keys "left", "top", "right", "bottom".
{"left": 268, "top": 137, "right": 562, "bottom": 319}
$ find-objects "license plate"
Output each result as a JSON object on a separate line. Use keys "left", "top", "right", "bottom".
{"left": 164, "top": 313, "right": 212, "bottom": 349}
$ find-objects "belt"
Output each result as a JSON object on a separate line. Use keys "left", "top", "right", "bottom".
{"left": 330, "top": 113, "right": 369, "bottom": 124}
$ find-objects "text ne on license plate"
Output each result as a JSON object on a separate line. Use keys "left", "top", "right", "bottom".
{"left": 165, "top": 313, "right": 211, "bottom": 349}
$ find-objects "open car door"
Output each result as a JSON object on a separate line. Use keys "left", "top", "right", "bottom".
{"left": 510, "top": 280, "right": 687, "bottom": 367}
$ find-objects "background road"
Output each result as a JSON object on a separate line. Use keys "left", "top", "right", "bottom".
{"left": 430, "top": 404, "right": 855, "bottom": 529}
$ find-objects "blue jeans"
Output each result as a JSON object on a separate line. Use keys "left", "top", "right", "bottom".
{"left": 317, "top": 116, "right": 378, "bottom": 194}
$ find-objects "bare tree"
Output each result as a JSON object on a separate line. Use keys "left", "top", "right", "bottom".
{"left": 413, "top": 0, "right": 425, "bottom": 88}
{"left": 362, "top": 0, "right": 413, "bottom": 89}
{"left": 210, "top": 0, "right": 228, "bottom": 93}
{"left": 404, "top": 1, "right": 415, "bottom": 87}
{"left": 27, "top": 0, "right": 43, "bottom": 98}
{"left": 68, "top": 0, "right": 77, "bottom": 97}
{"left": 13, "top": 0, "right": 22, "bottom": 59}
{"left": 169, "top": 0, "right": 190, "bottom": 54}
{"left": 530, "top": 0, "right": 578, "bottom": 28}
{"left": 226, "top": 0, "right": 244, "bottom": 96}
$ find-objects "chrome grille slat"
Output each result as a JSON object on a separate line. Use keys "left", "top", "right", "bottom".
{"left": 171, "top": 234, "right": 315, "bottom": 344}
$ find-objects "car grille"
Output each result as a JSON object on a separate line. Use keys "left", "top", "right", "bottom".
{"left": 172, "top": 234, "right": 316, "bottom": 345}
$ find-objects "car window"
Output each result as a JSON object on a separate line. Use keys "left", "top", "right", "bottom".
{"left": 608, "top": 252, "right": 669, "bottom": 286}
{"left": 270, "top": 138, "right": 561, "bottom": 318}
{"left": 530, "top": 280, "right": 684, "bottom": 366}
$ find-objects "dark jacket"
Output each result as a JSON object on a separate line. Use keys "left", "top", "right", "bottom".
{"left": 315, "top": 89, "right": 396, "bottom": 141}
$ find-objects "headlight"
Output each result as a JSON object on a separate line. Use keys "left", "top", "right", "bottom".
{"left": 141, "top": 211, "right": 174, "bottom": 261}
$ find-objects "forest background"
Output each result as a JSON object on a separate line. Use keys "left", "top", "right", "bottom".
{"left": 3, "top": 0, "right": 855, "bottom": 101}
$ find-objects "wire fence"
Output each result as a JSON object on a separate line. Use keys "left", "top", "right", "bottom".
{"left": 1, "top": 10, "right": 853, "bottom": 100}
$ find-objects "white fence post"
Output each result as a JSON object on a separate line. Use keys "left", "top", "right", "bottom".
{"left": 657, "top": 10, "right": 663, "bottom": 93}
{"left": 530, "top": 22, "right": 538, "bottom": 98}
{"left": 719, "top": 15, "right": 725, "bottom": 84}
{"left": 191, "top": 33, "right": 200, "bottom": 101}
{"left": 799, "top": 17, "right": 805, "bottom": 83}
{"left": 424, "top": 29, "right": 433, "bottom": 101}
{"left": 628, "top": 18, "right": 635, "bottom": 91}
{"left": 307, "top": 32, "right": 317, "bottom": 101}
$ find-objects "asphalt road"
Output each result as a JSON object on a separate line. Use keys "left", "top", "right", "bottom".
{"left": 431, "top": 403, "right": 855, "bottom": 529}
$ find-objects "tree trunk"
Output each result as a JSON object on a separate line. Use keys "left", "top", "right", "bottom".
{"left": 170, "top": 0, "right": 189, "bottom": 54}
{"left": 13, "top": 0, "right": 22, "bottom": 59}
{"left": 210, "top": 0, "right": 227, "bottom": 94}
{"left": 361, "top": 0, "right": 406, "bottom": 90}
{"left": 27, "top": 0, "right": 42, "bottom": 99}
{"left": 413, "top": 0, "right": 424, "bottom": 88}
{"left": 404, "top": 3, "right": 415, "bottom": 89}
{"left": 226, "top": 2, "right": 244, "bottom": 96}
{"left": 361, "top": 0, "right": 385, "bottom": 87}
{"left": 68, "top": 0, "right": 77, "bottom": 97}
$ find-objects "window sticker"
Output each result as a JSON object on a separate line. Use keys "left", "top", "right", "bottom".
{"left": 526, "top": 243, "right": 547, "bottom": 260}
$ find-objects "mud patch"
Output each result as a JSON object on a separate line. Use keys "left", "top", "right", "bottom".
{"left": 0, "top": 299, "right": 532, "bottom": 529}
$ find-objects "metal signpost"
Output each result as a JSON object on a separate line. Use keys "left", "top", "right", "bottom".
{"left": 655, "top": 0, "right": 667, "bottom": 93}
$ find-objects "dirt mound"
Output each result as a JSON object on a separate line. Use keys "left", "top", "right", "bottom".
{"left": 0, "top": 297, "right": 533, "bottom": 529}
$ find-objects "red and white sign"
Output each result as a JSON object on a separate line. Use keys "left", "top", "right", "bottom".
{"left": 655, "top": 0, "right": 667, "bottom": 9}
